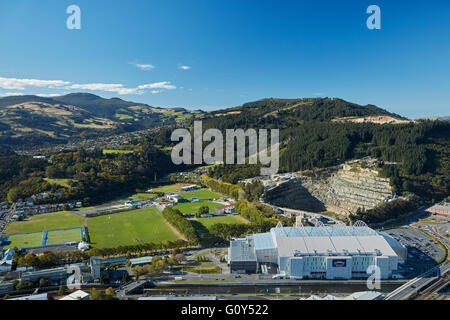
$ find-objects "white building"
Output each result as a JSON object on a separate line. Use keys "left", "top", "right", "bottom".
{"left": 0, "top": 248, "right": 14, "bottom": 272}
{"left": 228, "top": 222, "right": 404, "bottom": 280}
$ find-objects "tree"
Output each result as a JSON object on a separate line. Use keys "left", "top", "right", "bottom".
{"left": 7, "top": 187, "right": 20, "bottom": 203}
{"left": 197, "top": 205, "right": 210, "bottom": 217}
{"left": 122, "top": 272, "right": 130, "bottom": 283}
{"left": 58, "top": 285, "right": 66, "bottom": 296}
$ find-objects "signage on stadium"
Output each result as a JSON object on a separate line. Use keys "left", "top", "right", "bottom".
{"left": 332, "top": 259, "right": 347, "bottom": 267}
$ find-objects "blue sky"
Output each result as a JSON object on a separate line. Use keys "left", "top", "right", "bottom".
{"left": 0, "top": 0, "right": 449, "bottom": 118}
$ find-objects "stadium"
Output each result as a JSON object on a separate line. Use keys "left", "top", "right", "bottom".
{"left": 227, "top": 221, "right": 406, "bottom": 280}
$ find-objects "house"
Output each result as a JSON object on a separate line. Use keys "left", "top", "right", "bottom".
{"left": 181, "top": 185, "right": 199, "bottom": 192}
{"left": 59, "top": 290, "right": 90, "bottom": 301}
{"left": 26, "top": 198, "right": 35, "bottom": 207}
{"left": 166, "top": 194, "right": 185, "bottom": 203}
{"left": 0, "top": 248, "right": 14, "bottom": 272}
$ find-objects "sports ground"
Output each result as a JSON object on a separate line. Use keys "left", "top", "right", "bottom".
{"left": 172, "top": 201, "right": 224, "bottom": 215}
{"left": 4, "top": 211, "right": 83, "bottom": 235}
{"left": 87, "top": 207, "right": 180, "bottom": 248}
{"left": 2, "top": 228, "right": 83, "bottom": 249}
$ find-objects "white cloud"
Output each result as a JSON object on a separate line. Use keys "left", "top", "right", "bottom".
{"left": 0, "top": 92, "right": 25, "bottom": 96}
{"left": 133, "top": 63, "right": 155, "bottom": 71}
{"left": 179, "top": 65, "right": 191, "bottom": 70}
{"left": 138, "top": 81, "right": 176, "bottom": 90}
{"left": 67, "top": 83, "right": 140, "bottom": 95}
{"left": 35, "top": 93, "right": 63, "bottom": 97}
{"left": 0, "top": 76, "right": 176, "bottom": 95}
{"left": 0, "top": 77, "right": 70, "bottom": 90}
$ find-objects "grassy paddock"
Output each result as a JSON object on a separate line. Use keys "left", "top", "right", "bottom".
{"left": 196, "top": 215, "right": 248, "bottom": 230}
{"left": 172, "top": 202, "right": 223, "bottom": 215}
{"left": 44, "top": 178, "right": 76, "bottom": 188}
{"left": 148, "top": 184, "right": 195, "bottom": 193}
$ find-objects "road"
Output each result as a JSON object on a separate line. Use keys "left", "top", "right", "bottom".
{"left": 385, "top": 261, "right": 450, "bottom": 300}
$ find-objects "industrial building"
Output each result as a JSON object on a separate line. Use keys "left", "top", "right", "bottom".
{"left": 228, "top": 221, "right": 405, "bottom": 280}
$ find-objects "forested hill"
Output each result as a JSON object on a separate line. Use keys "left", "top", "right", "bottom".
{"left": 197, "top": 97, "right": 405, "bottom": 130}
{"left": 193, "top": 98, "right": 449, "bottom": 202}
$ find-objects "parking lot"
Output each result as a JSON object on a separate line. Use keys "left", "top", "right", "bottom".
{"left": 385, "top": 228, "right": 444, "bottom": 277}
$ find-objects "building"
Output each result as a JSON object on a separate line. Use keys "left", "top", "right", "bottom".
{"left": 59, "top": 290, "right": 90, "bottom": 300}
{"left": 138, "top": 296, "right": 217, "bottom": 300}
{"left": 0, "top": 248, "right": 14, "bottom": 272}
{"left": 299, "top": 291, "right": 383, "bottom": 300}
{"left": 228, "top": 222, "right": 403, "bottom": 280}
{"left": 0, "top": 281, "right": 14, "bottom": 295}
{"left": 166, "top": 194, "right": 185, "bottom": 203}
{"left": 426, "top": 204, "right": 450, "bottom": 216}
{"left": 181, "top": 185, "right": 199, "bottom": 192}
{"left": 21, "top": 267, "right": 67, "bottom": 283}
{"left": 129, "top": 256, "right": 153, "bottom": 267}
{"left": 8, "top": 293, "right": 48, "bottom": 300}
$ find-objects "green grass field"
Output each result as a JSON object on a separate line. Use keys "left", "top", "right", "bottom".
{"left": 4, "top": 211, "right": 84, "bottom": 235}
{"left": 87, "top": 207, "right": 180, "bottom": 248}
{"left": 196, "top": 215, "right": 249, "bottom": 230}
{"left": 46, "top": 228, "right": 83, "bottom": 245}
{"left": 129, "top": 193, "right": 158, "bottom": 200}
{"left": 44, "top": 178, "right": 76, "bottom": 188}
{"left": 181, "top": 189, "right": 224, "bottom": 200}
{"left": 4, "top": 232, "right": 44, "bottom": 249}
{"left": 172, "top": 201, "right": 224, "bottom": 215}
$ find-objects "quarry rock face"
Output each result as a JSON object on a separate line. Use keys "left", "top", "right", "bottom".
{"left": 264, "top": 161, "right": 393, "bottom": 215}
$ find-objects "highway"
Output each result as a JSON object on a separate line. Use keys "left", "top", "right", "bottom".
{"left": 385, "top": 261, "right": 450, "bottom": 300}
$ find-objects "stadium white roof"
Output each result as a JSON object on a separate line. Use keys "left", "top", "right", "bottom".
{"left": 273, "top": 231, "right": 397, "bottom": 258}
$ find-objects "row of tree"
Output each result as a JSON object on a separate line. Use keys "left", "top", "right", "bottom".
{"left": 162, "top": 207, "right": 200, "bottom": 243}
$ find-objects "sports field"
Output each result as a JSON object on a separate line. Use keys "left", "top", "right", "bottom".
{"left": 181, "top": 189, "right": 223, "bottom": 200}
{"left": 148, "top": 184, "right": 195, "bottom": 193}
{"left": 3, "top": 232, "right": 44, "bottom": 249}
{"left": 196, "top": 215, "right": 249, "bottom": 230}
{"left": 172, "top": 201, "right": 224, "bottom": 215}
{"left": 87, "top": 207, "right": 180, "bottom": 248}
{"left": 46, "top": 228, "right": 83, "bottom": 245}
{"left": 4, "top": 211, "right": 84, "bottom": 235}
